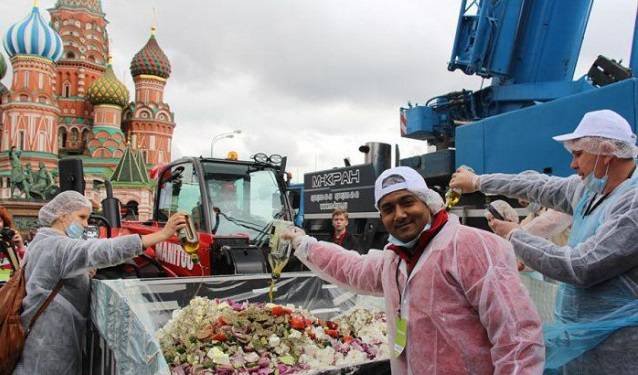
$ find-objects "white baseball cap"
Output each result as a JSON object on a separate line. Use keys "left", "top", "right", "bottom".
{"left": 374, "top": 166, "right": 444, "bottom": 213}
{"left": 553, "top": 109, "right": 637, "bottom": 145}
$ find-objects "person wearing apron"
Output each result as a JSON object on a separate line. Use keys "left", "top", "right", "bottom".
{"left": 450, "top": 109, "right": 638, "bottom": 374}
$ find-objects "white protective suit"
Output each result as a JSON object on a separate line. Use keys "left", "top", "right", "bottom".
{"left": 294, "top": 213, "right": 545, "bottom": 374}
{"left": 13, "top": 229, "right": 144, "bottom": 375}
{"left": 479, "top": 169, "right": 638, "bottom": 374}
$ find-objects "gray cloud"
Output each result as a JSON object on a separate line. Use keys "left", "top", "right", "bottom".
{"left": 0, "top": 0, "right": 636, "bottom": 181}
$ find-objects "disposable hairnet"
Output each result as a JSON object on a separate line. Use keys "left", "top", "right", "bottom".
{"left": 374, "top": 166, "right": 444, "bottom": 214}
{"left": 563, "top": 136, "right": 638, "bottom": 159}
{"left": 38, "top": 190, "right": 92, "bottom": 226}
{"left": 14, "top": 229, "right": 144, "bottom": 374}
{"left": 485, "top": 200, "right": 519, "bottom": 223}
{"left": 293, "top": 214, "right": 544, "bottom": 373}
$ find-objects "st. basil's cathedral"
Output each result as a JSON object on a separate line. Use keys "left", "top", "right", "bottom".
{"left": 0, "top": 0, "right": 175, "bottom": 223}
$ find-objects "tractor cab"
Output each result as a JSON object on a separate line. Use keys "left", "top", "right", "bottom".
{"left": 120, "top": 153, "right": 298, "bottom": 278}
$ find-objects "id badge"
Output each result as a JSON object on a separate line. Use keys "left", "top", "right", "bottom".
{"left": 394, "top": 317, "right": 407, "bottom": 357}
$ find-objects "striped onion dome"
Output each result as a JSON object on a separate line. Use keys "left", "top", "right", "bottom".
{"left": 87, "top": 63, "right": 129, "bottom": 107}
{"left": 3, "top": 5, "right": 64, "bottom": 62}
{"left": 130, "top": 34, "right": 171, "bottom": 79}
{"left": 0, "top": 53, "right": 6, "bottom": 79}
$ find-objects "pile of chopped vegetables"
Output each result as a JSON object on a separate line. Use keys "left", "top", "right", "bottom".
{"left": 157, "top": 298, "right": 388, "bottom": 374}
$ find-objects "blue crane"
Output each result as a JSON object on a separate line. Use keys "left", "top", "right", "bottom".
{"left": 401, "top": 0, "right": 637, "bottom": 177}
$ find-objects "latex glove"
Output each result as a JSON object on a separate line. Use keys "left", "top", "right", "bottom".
{"left": 280, "top": 226, "right": 306, "bottom": 250}
{"left": 160, "top": 213, "right": 187, "bottom": 240}
{"left": 449, "top": 167, "right": 480, "bottom": 193}
{"left": 487, "top": 217, "right": 520, "bottom": 239}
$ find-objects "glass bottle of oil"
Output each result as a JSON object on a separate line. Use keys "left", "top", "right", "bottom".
{"left": 178, "top": 214, "right": 200, "bottom": 261}
{"left": 267, "top": 220, "right": 293, "bottom": 302}
{"left": 445, "top": 188, "right": 462, "bottom": 210}
{"left": 445, "top": 165, "right": 475, "bottom": 211}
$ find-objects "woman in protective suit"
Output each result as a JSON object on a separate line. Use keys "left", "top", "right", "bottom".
{"left": 13, "top": 191, "right": 186, "bottom": 375}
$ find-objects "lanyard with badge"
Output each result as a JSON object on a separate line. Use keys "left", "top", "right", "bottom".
{"left": 394, "top": 260, "right": 408, "bottom": 357}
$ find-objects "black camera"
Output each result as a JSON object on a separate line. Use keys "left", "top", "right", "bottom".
{"left": 0, "top": 227, "right": 17, "bottom": 271}
{"left": 0, "top": 227, "right": 15, "bottom": 243}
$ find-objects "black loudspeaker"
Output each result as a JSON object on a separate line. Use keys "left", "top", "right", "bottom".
{"left": 58, "top": 158, "right": 85, "bottom": 194}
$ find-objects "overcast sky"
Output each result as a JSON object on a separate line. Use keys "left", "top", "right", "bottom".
{"left": 1, "top": 0, "right": 636, "bottom": 182}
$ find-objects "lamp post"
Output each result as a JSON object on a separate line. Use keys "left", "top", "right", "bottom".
{"left": 210, "top": 130, "right": 242, "bottom": 157}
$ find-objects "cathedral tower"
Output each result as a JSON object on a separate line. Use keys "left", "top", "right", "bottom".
{"left": 49, "top": 0, "right": 108, "bottom": 155}
{"left": 1, "top": 2, "right": 64, "bottom": 170}
{"left": 86, "top": 59, "right": 128, "bottom": 158}
{"left": 123, "top": 28, "right": 175, "bottom": 166}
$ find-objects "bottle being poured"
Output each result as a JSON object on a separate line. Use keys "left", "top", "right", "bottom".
{"left": 177, "top": 213, "right": 200, "bottom": 264}
{"left": 445, "top": 165, "right": 475, "bottom": 211}
{"left": 267, "top": 220, "right": 293, "bottom": 302}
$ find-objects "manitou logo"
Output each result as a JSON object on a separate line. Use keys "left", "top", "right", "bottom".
{"left": 156, "top": 242, "right": 194, "bottom": 270}
{"left": 312, "top": 169, "right": 360, "bottom": 188}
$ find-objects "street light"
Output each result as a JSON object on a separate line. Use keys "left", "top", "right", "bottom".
{"left": 210, "top": 130, "right": 242, "bottom": 157}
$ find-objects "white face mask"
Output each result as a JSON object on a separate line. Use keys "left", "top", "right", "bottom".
{"left": 388, "top": 223, "right": 431, "bottom": 248}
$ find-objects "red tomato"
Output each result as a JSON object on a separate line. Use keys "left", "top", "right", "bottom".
{"left": 304, "top": 318, "right": 313, "bottom": 327}
{"left": 213, "top": 316, "right": 227, "bottom": 328}
{"left": 326, "top": 321, "right": 338, "bottom": 330}
{"left": 212, "top": 332, "right": 227, "bottom": 342}
{"left": 272, "top": 306, "right": 293, "bottom": 317}
{"left": 325, "top": 329, "right": 339, "bottom": 338}
{"left": 272, "top": 306, "right": 286, "bottom": 316}
{"left": 289, "top": 316, "right": 306, "bottom": 330}
{"left": 342, "top": 335, "right": 353, "bottom": 344}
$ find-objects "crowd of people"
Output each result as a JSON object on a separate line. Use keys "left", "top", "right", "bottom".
{"left": 2, "top": 108, "right": 638, "bottom": 374}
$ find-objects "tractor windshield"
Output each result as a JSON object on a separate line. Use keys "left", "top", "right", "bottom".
{"left": 201, "top": 161, "right": 289, "bottom": 240}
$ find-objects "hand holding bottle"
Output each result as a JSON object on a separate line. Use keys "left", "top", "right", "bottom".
{"left": 449, "top": 167, "right": 479, "bottom": 194}
{"left": 280, "top": 226, "right": 306, "bottom": 251}
{"left": 446, "top": 166, "right": 477, "bottom": 209}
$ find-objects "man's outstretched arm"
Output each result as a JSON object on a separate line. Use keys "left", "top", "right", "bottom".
{"left": 290, "top": 231, "right": 385, "bottom": 297}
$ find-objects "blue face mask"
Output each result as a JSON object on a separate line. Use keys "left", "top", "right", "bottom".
{"left": 388, "top": 223, "right": 431, "bottom": 248}
{"left": 65, "top": 222, "right": 85, "bottom": 239}
{"left": 583, "top": 156, "right": 609, "bottom": 194}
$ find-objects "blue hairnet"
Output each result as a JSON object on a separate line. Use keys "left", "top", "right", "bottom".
{"left": 38, "top": 191, "right": 91, "bottom": 226}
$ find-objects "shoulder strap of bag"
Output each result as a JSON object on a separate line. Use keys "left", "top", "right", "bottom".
{"left": 26, "top": 279, "right": 63, "bottom": 337}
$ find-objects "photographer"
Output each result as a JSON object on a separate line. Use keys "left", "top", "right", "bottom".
{"left": 0, "top": 206, "right": 26, "bottom": 280}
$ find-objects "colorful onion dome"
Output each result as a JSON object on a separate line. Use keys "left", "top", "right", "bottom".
{"left": 3, "top": 5, "right": 64, "bottom": 62}
{"left": 87, "top": 63, "right": 129, "bottom": 107}
{"left": 0, "top": 53, "right": 6, "bottom": 79}
{"left": 130, "top": 34, "right": 171, "bottom": 79}
{"left": 54, "top": 0, "right": 103, "bottom": 15}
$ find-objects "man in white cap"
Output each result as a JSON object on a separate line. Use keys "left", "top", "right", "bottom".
{"left": 450, "top": 109, "right": 638, "bottom": 374}
{"left": 283, "top": 166, "right": 544, "bottom": 374}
